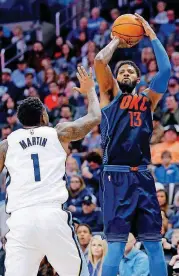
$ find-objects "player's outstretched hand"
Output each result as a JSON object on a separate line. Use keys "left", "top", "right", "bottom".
{"left": 111, "top": 32, "right": 133, "bottom": 48}
{"left": 135, "top": 13, "right": 157, "bottom": 40}
{"left": 73, "top": 66, "right": 95, "bottom": 94}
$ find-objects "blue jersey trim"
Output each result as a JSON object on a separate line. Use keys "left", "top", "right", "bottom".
{"left": 101, "top": 91, "right": 122, "bottom": 111}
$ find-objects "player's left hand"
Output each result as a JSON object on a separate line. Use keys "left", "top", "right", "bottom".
{"left": 135, "top": 13, "right": 157, "bottom": 40}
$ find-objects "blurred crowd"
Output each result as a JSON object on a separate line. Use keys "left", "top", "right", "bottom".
{"left": 1, "top": 0, "right": 179, "bottom": 275}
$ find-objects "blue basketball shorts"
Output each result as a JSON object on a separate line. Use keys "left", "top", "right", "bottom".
{"left": 99, "top": 165, "right": 162, "bottom": 242}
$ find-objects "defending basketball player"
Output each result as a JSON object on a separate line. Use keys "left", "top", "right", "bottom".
{"left": 0, "top": 66, "right": 101, "bottom": 276}
{"left": 94, "top": 13, "right": 171, "bottom": 276}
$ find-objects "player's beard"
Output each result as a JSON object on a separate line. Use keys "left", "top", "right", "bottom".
{"left": 117, "top": 79, "right": 138, "bottom": 94}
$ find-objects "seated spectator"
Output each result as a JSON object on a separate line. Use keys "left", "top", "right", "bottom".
{"left": 12, "top": 59, "right": 36, "bottom": 88}
{"left": 40, "top": 68, "right": 58, "bottom": 102}
{"left": 154, "top": 151, "right": 179, "bottom": 185}
{"left": 60, "top": 104, "right": 72, "bottom": 121}
{"left": 93, "top": 21, "right": 110, "bottom": 50}
{"left": 82, "top": 126, "right": 101, "bottom": 152}
{"left": 138, "top": 47, "right": 154, "bottom": 75}
{"left": 58, "top": 72, "right": 75, "bottom": 96}
{"left": 82, "top": 52, "right": 96, "bottom": 72}
{"left": 168, "top": 19, "right": 179, "bottom": 52}
{"left": 151, "top": 125, "right": 179, "bottom": 164}
{"left": 67, "top": 17, "right": 90, "bottom": 45}
{"left": 140, "top": 59, "right": 158, "bottom": 86}
{"left": 161, "top": 96, "right": 179, "bottom": 125}
{"left": 159, "top": 10, "right": 176, "bottom": 40}
{"left": 160, "top": 77, "right": 179, "bottom": 112}
{"left": 53, "top": 36, "right": 63, "bottom": 59}
{"left": 171, "top": 52, "right": 179, "bottom": 76}
{"left": 168, "top": 244, "right": 179, "bottom": 276}
{"left": 6, "top": 109, "right": 22, "bottom": 131}
{"left": 73, "top": 31, "right": 88, "bottom": 58}
{"left": 0, "top": 68, "right": 19, "bottom": 102}
{"left": 88, "top": 235, "right": 108, "bottom": 276}
{"left": 150, "top": 113, "right": 164, "bottom": 145}
{"left": 66, "top": 175, "right": 91, "bottom": 216}
{"left": 161, "top": 210, "right": 169, "bottom": 237}
{"left": 77, "top": 195, "right": 103, "bottom": 232}
{"left": 11, "top": 25, "right": 27, "bottom": 60}
{"left": 81, "top": 41, "right": 98, "bottom": 59}
{"left": 0, "top": 125, "right": 11, "bottom": 141}
{"left": 66, "top": 156, "right": 79, "bottom": 179}
{"left": 55, "top": 44, "right": 76, "bottom": 76}
{"left": 28, "top": 41, "right": 46, "bottom": 72}
{"left": 168, "top": 192, "right": 179, "bottom": 229}
{"left": 28, "top": 86, "right": 40, "bottom": 98}
{"left": 119, "top": 233, "right": 149, "bottom": 276}
{"left": 87, "top": 7, "right": 104, "bottom": 36}
{"left": 153, "top": 1, "right": 168, "bottom": 24}
{"left": 166, "top": 44, "right": 175, "bottom": 62}
{"left": 76, "top": 224, "right": 92, "bottom": 260}
{"left": 157, "top": 189, "right": 174, "bottom": 220}
{"left": 110, "top": 8, "right": 120, "bottom": 24}
{"left": 82, "top": 152, "right": 102, "bottom": 196}
{"left": 18, "top": 71, "right": 38, "bottom": 101}
{"left": 37, "top": 57, "right": 57, "bottom": 86}
{"left": 44, "top": 82, "right": 60, "bottom": 111}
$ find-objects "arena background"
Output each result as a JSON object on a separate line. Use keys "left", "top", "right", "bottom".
{"left": 0, "top": 0, "right": 179, "bottom": 275}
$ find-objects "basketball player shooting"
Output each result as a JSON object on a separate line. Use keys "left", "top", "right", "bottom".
{"left": 0, "top": 66, "right": 101, "bottom": 276}
{"left": 94, "top": 13, "right": 171, "bottom": 276}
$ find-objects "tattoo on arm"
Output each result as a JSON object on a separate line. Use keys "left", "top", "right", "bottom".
{"left": 0, "top": 139, "right": 8, "bottom": 173}
{"left": 56, "top": 87, "right": 101, "bottom": 142}
{"left": 95, "top": 38, "right": 119, "bottom": 65}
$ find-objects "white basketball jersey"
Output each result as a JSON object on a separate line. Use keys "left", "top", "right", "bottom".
{"left": 5, "top": 126, "right": 68, "bottom": 213}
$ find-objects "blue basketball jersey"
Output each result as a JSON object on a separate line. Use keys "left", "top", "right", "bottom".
{"left": 100, "top": 92, "right": 153, "bottom": 166}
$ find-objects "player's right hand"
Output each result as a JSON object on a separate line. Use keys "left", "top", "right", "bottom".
{"left": 111, "top": 33, "right": 134, "bottom": 48}
{"left": 73, "top": 66, "right": 95, "bottom": 94}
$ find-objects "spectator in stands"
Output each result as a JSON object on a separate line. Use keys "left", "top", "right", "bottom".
{"left": 28, "top": 86, "right": 39, "bottom": 98}
{"left": 66, "top": 175, "right": 91, "bottom": 216}
{"left": 76, "top": 224, "right": 92, "bottom": 260}
{"left": 37, "top": 57, "right": 55, "bottom": 86}
{"left": 40, "top": 68, "right": 58, "bottom": 102}
{"left": 154, "top": 151, "right": 179, "bottom": 185}
{"left": 168, "top": 192, "right": 179, "bottom": 229}
{"left": 93, "top": 21, "right": 110, "bottom": 50}
{"left": 139, "top": 47, "right": 154, "bottom": 74}
{"left": 153, "top": 1, "right": 168, "bottom": 25}
{"left": 82, "top": 52, "right": 96, "bottom": 72}
{"left": 44, "top": 82, "right": 60, "bottom": 111}
{"left": 82, "top": 126, "right": 101, "bottom": 152}
{"left": 140, "top": 59, "right": 158, "bottom": 86}
{"left": 159, "top": 10, "right": 176, "bottom": 40}
{"left": 11, "top": 25, "right": 27, "bottom": 60}
{"left": 0, "top": 125, "right": 11, "bottom": 141}
{"left": 66, "top": 156, "right": 79, "bottom": 180}
{"left": 28, "top": 41, "right": 45, "bottom": 72}
{"left": 161, "top": 95, "right": 179, "bottom": 125}
{"left": 77, "top": 195, "right": 103, "bottom": 232}
{"left": 119, "top": 233, "right": 149, "bottom": 276}
{"left": 18, "top": 71, "right": 38, "bottom": 101}
{"left": 150, "top": 113, "right": 164, "bottom": 145}
{"left": 157, "top": 189, "right": 174, "bottom": 220}
{"left": 56, "top": 44, "right": 76, "bottom": 76}
{"left": 67, "top": 17, "right": 90, "bottom": 45}
{"left": 88, "top": 8, "right": 104, "bottom": 35}
{"left": 88, "top": 235, "right": 108, "bottom": 276}
{"left": 110, "top": 8, "right": 120, "bottom": 23}
{"left": 161, "top": 210, "right": 169, "bottom": 237}
{"left": 166, "top": 44, "right": 175, "bottom": 62}
{"left": 168, "top": 241, "right": 179, "bottom": 276}
{"left": 129, "top": 0, "right": 151, "bottom": 21}
{"left": 161, "top": 77, "right": 179, "bottom": 113}
{"left": 53, "top": 36, "right": 63, "bottom": 59}
{"left": 171, "top": 52, "right": 179, "bottom": 76}
{"left": 60, "top": 104, "right": 72, "bottom": 121}
{"left": 82, "top": 152, "right": 102, "bottom": 196}
{"left": 6, "top": 109, "right": 21, "bottom": 131}
{"left": 168, "top": 19, "right": 179, "bottom": 51}
{"left": 12, "top": 59, "right": 35, "bottom": 88}
{"left": 151, "top": 125, "right": 179, "bottom": 164}
{"left": 81, "top": 41, "right": 98, "bottom": 59}
{"left": 0, "top": 68, "right": 19, "bottom": 101}
{"left": 73, "top": 31, "right": 88, "bottom": 58}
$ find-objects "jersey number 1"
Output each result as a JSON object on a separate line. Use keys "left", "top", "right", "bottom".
{"left": 31, "top": 154, "right": 41, "bottom": 182}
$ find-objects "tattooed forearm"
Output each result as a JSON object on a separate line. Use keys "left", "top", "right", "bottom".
{"left": 0, "top": 139, "right": 8, "bottom": 172}
{"left": 95, "top": 38, "right": 119, "bottom": 65}
{"left": 56, "top": 87, "right": 101, "bottom": 142}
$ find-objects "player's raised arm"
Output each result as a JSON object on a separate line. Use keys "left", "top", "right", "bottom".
{"left": 0, "top": 139, "right": 8, "bottom": 173}
{"left": 56, "top": 66, "right": 101, "bottom": 146}
{"left": 135, "top": 13, "right": 171, "bottom": 111}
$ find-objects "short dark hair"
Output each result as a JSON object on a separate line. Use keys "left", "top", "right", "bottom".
{"left": 115, "top": 60, "right": 141, "bottom": 78}
{"left": 76, "top": 223, "right": 92, "bottom": 234}
{"left": 86, "top": 152, "right": 102, "bottom": 165}
{"left": 17, "top": 97, "right": 44, "bottom": 126}
{"left": 161, "top": 151, "right": 172, "bottom": 159}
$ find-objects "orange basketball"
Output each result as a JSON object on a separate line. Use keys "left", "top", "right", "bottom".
{"left": 112, "top": 14, "right": 144, "bottom": 46}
